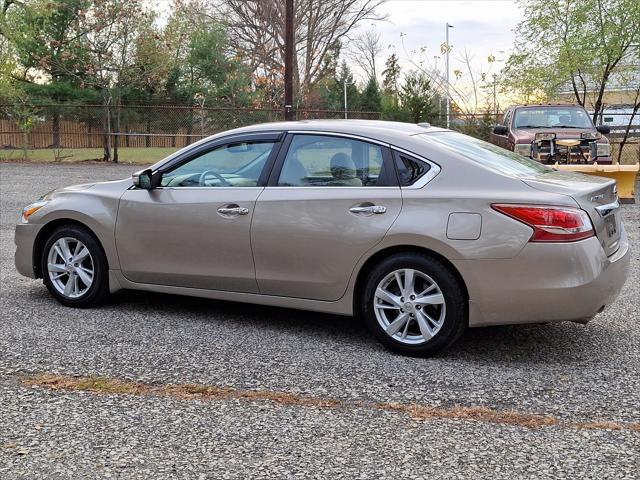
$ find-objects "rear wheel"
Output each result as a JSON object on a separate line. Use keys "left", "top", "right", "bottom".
{"left": 41, "top": 225, "right": 109, "bottom": 307}
{"left": 361, "top": 253, "right": 467, "bottom": 356}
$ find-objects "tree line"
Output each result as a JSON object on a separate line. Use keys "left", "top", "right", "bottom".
{"left": 0, "top": 1, "right": 443, "bottom": 114}
{"left": 0, "top": 0, "right": 452, "bottom": 160}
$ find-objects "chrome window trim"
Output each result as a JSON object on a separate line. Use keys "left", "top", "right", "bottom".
{"left": 262, "top": 186, "right": 399, "bottom": 190}
{"left": 391, "top": 146, "right": 441, "bottom": 189}
{"left": 286, "top": 130, "right": 391, "bottom": 147}
{"left": 148, "top": 186, "right": 265, "bottom": 191}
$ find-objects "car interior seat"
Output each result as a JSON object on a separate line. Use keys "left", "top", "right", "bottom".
{"left": 329, "top": 153, "right": 362, "bottom": 186}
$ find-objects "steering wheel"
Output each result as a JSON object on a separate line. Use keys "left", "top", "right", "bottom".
{"left": 199, "top": 170, "right": 231, "bottom": 187}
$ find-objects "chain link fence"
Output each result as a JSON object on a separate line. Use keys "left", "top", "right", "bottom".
{"left": 1, "top": 104, "right": 638, "bottom": 164}
{"left": 0, "top": 104, "right": 380, "bottom": 150}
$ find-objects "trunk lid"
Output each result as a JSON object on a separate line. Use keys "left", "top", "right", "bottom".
{"left": 521, "top": 170, "right": 621, "bottom": 256}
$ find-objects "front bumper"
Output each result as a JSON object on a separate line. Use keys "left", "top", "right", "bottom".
{"left": 15, "top": 223, "right": 42, "bottom": 279}
{"left": 458, "top": 224, "right": 631, "bottom": 327}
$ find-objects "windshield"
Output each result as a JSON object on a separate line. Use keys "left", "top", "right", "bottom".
{"left": 419, "top": 131, "right": 551, "bottom": 177}
{"left": 513, "top": 107, "right": 593, "bottom": 129}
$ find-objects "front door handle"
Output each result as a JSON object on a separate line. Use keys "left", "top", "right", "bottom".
{"left": 217, "top": 206, "right": 249, "bottom": 217}
{"left": 349, "top": 205, "right": 387, "bottom": 215}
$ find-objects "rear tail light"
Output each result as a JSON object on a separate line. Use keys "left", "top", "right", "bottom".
{"left": 492, "top": 204, "right": 594, "bottom": 242}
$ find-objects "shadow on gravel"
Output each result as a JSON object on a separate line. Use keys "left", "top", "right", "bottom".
{"left": 109, "top": 288, "right": 368, "bottom": 335}
{"left": 105, "top": 288, "right": 601, "bottom": 364}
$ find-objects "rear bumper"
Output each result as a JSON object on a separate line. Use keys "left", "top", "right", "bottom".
{"left": 459, "top": 225, "right": 631, "bottom": 327}
{"left": 15, "top": 223, "right": 41, "bottom": 279}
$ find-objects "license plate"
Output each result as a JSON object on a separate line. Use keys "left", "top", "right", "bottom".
{"left": 605, "top": 215, "right": 617, "bottom": 237}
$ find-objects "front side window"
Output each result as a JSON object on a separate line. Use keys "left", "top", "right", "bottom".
{"left": 161, "top": 141, "right": 276, "bottom": 187}
{"left": 277, "top": 135, "right": 392, "bottom": 187}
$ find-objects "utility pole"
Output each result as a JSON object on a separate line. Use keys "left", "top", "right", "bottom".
{"left": 445, "top": 22, "right": 453, "bottom": 129}
{"left": 284, "top": 0, "right": 294, "bottom": 120}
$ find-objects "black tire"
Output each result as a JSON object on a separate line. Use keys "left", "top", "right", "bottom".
{"left": 41, "top": 225, "right": 109, "bottom": 308}
{"left": 360, "top": 253, "right": 467, "bottom": 357}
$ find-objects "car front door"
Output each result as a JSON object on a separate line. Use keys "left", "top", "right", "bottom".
{"left": 116, "top": 133, "right": 282, "bottom": 292}
{"left": 250, "top": 133, "right": 403, "bottom": 301}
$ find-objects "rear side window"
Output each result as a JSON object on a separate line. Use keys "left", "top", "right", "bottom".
{"left": 394, "top": 152, "right": 430, "bottom": 186}
{"left": 277, "top": 134, "right": 395, "bottom": 187}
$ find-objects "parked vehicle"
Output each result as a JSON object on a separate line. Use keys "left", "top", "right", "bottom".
{"left": 15, "top": 120, "right": 630, "bottom": 356}
{"left": 489, "top": 104, "right": 612, "bottom": 164}
{"left": 489, "top": 104, "right": 638, "bottom": 203}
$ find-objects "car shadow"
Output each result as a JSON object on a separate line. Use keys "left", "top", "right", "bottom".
{"left": 107, "top": 289, "right": 602, "bottom": 365}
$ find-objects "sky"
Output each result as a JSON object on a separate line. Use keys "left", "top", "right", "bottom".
{"left": 155, "top": 0, "right": 524, "bottom": 109}
{"left": 358, "top": 0, "right": 522, "bottom": 79}
{"left": 348, "top": 0, "right": 524, "bottom": 108}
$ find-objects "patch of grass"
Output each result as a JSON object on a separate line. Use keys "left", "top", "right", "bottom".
{"left": 574, "top": 421, "right": 624, "bottom": 431}
{"left": 377, "top": 402, "right": 559, "bottom": 429}
{"left": 0, "top": 147, "right": 178, "bottom": 164}
{"left": 19, "top": 374, "right": 639, "bottom": 432}
{"left": 20, "top": 374, "right": 338, "bottom": 408}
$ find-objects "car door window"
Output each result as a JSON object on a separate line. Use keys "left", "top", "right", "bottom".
{"left": 394, "top": 152, "right": 431, "bottom": 186}
{"left": 277, "top": 135, "right": 392, "bottom": 186}
{"left": 161, "top": 141, "right": 276, "bottom": 187}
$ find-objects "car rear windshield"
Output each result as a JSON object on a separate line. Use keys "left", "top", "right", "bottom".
{"left": 418, "top": 131, "right": 551, "bottom": 177}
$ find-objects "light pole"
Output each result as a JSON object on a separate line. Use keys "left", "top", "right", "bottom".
{"left": 343, "top": 79, "right": 354, "bottom": 119}
{"left": 445, "top": 22, "right": 453, "bottom": 129}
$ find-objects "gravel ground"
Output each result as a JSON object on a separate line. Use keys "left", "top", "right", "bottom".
{"left": 1, "top": 162, "right": 638, "bottom": 479}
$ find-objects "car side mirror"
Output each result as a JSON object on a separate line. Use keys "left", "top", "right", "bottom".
{"left": 132, "top": 169, "right": 161, "bottom": 190}
{"left": 493, "top": 124, "right": 508, "bottom": 135}
{"left": 596, "top": 125, "right": 610, "bottom": 135}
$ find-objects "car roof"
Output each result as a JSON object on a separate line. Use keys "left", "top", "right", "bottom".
{"left": 512, "top": 104, "right": 585, "bottom": 109}
{"left": 225, "top": 119, "right": 449, "bottom": 145}
{"left": 151, "top": 120, "right": 453, "bottom": 172}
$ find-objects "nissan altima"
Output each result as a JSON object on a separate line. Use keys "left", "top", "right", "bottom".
{"left": 15, "top": 120, "right": 630, "bottom": 356}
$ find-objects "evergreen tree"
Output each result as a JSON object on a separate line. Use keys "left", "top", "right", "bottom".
{"left": 400, "top": 71, "right": 435, "bottom": 123}
{"left": 382, "top": 53, "right": 401, "bottom": 95}
{"left": 360, "top": 77, "right": 381, "bottom": 112}
{"left": 322, "top": 60, "right": 360, "bottom": 111}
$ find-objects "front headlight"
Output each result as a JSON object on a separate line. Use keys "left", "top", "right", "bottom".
{"left": 595, "top": 142, "right": 610, "bottom": 158}
{"left": 514, "top": 143, "right": 532, "bottom": 157}
{"left": 21, "top": 200, "right": 48, "bottom": 223}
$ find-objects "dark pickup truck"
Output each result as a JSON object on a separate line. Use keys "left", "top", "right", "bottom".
{"left": 489, "top": 104, "right": 612, "bottom": 164}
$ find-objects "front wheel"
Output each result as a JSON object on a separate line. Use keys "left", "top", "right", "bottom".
{"left": 41, "top": 225, "right": 109, "bottom": 307}
{"left": 360, "top": 253, "right": 467, "bottom": 356}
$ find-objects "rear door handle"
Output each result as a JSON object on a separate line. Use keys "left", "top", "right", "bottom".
{"left": 217, "top": 206, "right": 249, "bottom": 217}
{"left": 349, "top": 205, "right": 387, "bottom": 215}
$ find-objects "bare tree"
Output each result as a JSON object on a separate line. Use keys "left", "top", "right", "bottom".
{"left": 216, "top": 0, "right": 386, "bottom": 106}
{"left": 349, "top": 28, "right": 383, "bottom": 81}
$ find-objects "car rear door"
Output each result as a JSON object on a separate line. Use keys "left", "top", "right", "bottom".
{"left": 250, "top": 133, "right": 402, "bottom": 301}
{"left": 115, "top": 132, "right": 282, "bottom": 292}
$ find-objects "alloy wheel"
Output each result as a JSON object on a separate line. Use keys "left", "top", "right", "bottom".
{"left": 46, "top": 237, "right": 94, "bottom": 299}
{"left": 373, "top": 268, "right": 446, "bottom": 345}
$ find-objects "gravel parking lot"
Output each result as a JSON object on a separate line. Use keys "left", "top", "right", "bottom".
{"left": 1, "top": 162, "right": 638, "bottom": 479}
